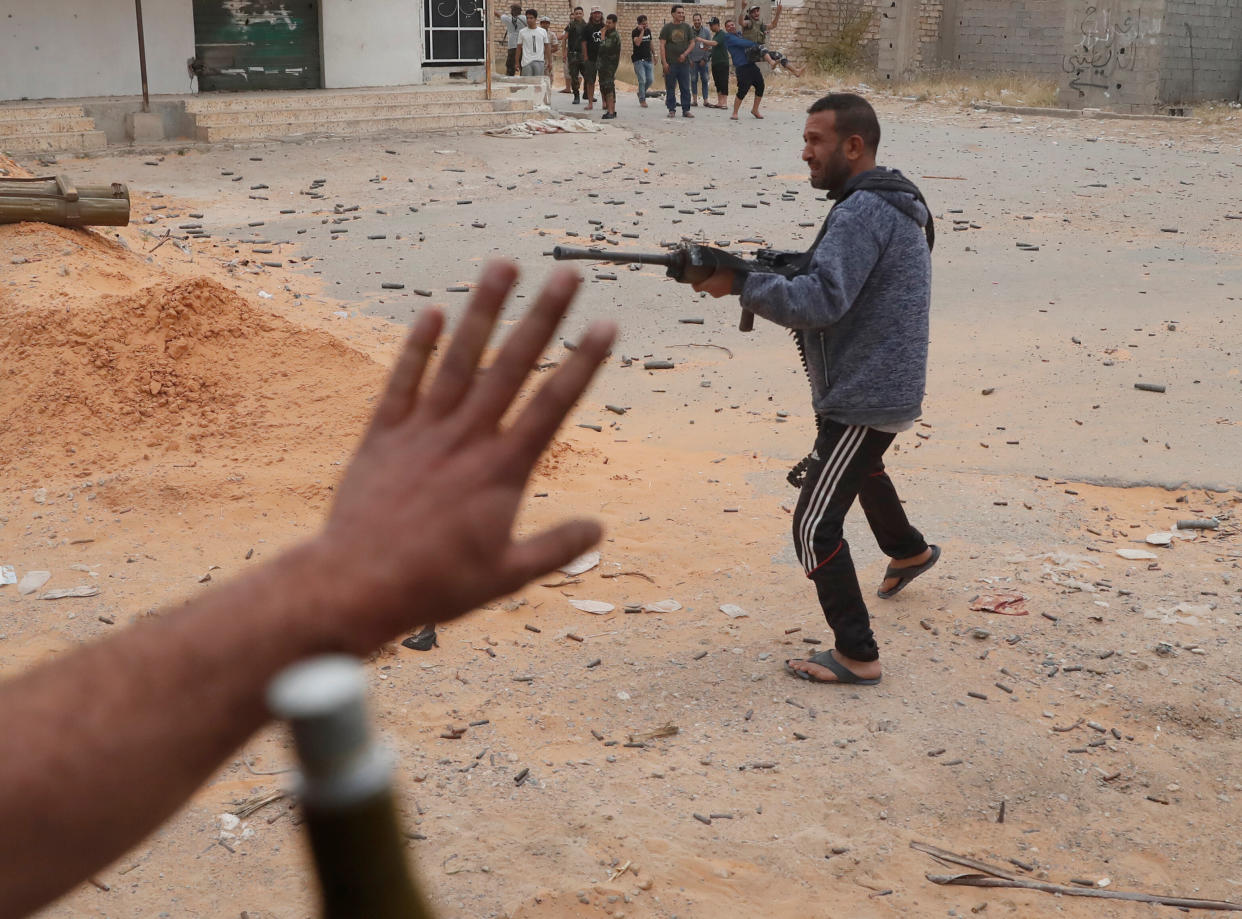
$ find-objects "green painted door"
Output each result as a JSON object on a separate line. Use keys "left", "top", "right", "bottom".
{"left": 193, "top": 0, "right": 322, "bottom": 92}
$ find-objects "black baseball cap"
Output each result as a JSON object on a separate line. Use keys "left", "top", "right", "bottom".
{"left": 708, "top": 16, "right": 719, "bottom": 24}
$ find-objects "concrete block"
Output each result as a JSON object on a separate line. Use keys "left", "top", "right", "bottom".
{"left": 126, "top": 111, "right": 164, "bottom": 143}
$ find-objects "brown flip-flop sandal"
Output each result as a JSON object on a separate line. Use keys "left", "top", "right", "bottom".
{"left": 784, "top": 651, "right": 881, "bottom": 685}
{"left": 877, "top": 544, "right": 941, "bottom": 599}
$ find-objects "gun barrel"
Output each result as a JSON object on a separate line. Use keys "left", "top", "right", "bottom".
{"left": 551, "top": 245, "right": 680, "bottom": 268}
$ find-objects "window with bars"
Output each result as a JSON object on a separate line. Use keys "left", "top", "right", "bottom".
{"left": 424, "top": 0, "right": 485, "bottom": 64}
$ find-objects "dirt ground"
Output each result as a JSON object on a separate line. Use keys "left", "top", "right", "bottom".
{"left": 2, "top": 85, "right": 1241, "bottom": 919}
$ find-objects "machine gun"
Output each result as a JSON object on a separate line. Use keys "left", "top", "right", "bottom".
{"left": 550, "top": 242, "right": 802, "bottom": 332}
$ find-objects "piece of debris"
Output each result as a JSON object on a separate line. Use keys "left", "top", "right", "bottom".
{"left": 643, "top": 599, "right": 682, "bottom": 613}
{"left": 40, "top": 586, "right": 99, "bottom": 600}
{"left": 969, "top": 592, "right": 1028, "bottom": 616}
{"left": 558, "top": 551, "right": 600, "bottom": 577}
{"left": 911, "top": 841, "right": 1242, "bottom": 910}
{"left": 18, "top": 570, "right": 51, "bottom": 595}
{"left": 629, "top": 723, "right": 678, "bottom": 743}
{"left": 1176, "top": 518, "right": 1218, "bottom": 530}
{"left": 602, "top": 569, "right": 656, "bottom": 585}
{"left": 402, "top": 626, "right": 438, "bottom": 651}
{"left": 570, "top": 599, "right": 614, "bottom": 614}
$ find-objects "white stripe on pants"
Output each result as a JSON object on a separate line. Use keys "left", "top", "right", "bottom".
{"left": 796, "top": 424, "right": 867, "bottom": 573}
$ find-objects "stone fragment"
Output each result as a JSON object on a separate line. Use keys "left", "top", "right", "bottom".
{"left": 18, "top": 570, "right": 51, "bottom": 596}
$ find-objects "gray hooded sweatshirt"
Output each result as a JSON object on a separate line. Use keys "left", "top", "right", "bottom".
{"left": 739, "top": 167, "right": 931, "bottom": 427}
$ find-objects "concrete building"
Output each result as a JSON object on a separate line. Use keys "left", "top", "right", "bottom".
{"left": 0, "top": 0, "right": 546, "bottom": 151}
{"left": 0, "top": 0, "right": 489, "bottom": 103}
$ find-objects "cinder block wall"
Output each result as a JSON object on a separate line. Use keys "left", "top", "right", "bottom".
{"left": 1157, "top": 0, "right": 1242, "bottom": 103}
{"left": 498, "top": 0, "right": 1242, "bottom": 107}
{"left": 917, "top": 0, "right": 946, "bottom": 68}
{"left": 784, "top": 0, "right": 880, "bottom": 65}
{"left": 1058, "top": 0, "right": 1165, "bottom": 112}
{"left": 772, "top": 0, "right": 952, "bottom": 74}
{"left": 936, "top": 0, "right": 1068, "bottom": 76}
{"left": 874, "top": 0, "right": 947, "bottom": 80}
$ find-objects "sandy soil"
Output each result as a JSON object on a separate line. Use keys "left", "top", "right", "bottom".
{"left": 2, "top": 91, "right": 1240, "bottom": 919}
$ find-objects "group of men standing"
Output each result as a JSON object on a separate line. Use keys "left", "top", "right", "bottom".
{"left": 537, "top": 3, "right": 802, "bottom": 121}
{"left": 562, "top": 7, "right": 623, "bottom": 117}
{"left": 651, "top": 3, "right": 802, "bottom": 119}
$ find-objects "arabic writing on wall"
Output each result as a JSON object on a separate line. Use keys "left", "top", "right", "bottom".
{"left": 1063, "top": 4, "right": 1161, "bottom": 98}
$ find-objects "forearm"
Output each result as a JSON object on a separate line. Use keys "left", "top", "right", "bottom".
{"left": 740, "top": 271, "right": 846, "bottom": 328}
{"left": 740, "top": 213, "right": 882, "bottom": 327}
{"left": 0, "top": 538, "right": 349, "bottom": 918}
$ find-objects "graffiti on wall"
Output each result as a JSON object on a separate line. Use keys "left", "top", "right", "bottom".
{"left": 1063, "top": 5, "right": 1160, "bottom": 97}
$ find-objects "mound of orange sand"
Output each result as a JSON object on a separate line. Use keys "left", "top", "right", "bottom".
{"left": 0, "top": 275, "right": 382, "bottom": 483}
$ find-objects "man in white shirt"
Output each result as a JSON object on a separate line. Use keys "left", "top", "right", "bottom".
{"left": 518, "top": 8, "right": 550, "bottom": 77}
{"left": 494, "top": 2, "right": 525, "bottom": 76}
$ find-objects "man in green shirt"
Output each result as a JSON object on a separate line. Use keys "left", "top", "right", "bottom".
{"left": 709, "top": 16, "right": 730, "bottom": 108}
{"left": 565, "top": 6, "right": 589, "bottom": 104}
{"left": 658, "top": 4, "right": 695, "bottom": 117}
{"left": 597, "top": 13, "right": 622, "bottom": 119}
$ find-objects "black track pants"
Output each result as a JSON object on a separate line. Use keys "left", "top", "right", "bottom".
{"left": 791, "top": 420, "right": 927, "bottom": 662}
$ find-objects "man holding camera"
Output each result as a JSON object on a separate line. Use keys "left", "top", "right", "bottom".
{"left": 631, "top": 14, "right": 655, "bottom": 107}
{"left": 495, "top": 2, "right": 525, "bottom": 76}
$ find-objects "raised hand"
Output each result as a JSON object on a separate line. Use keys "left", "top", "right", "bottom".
{"left": 320, "top": 261, "right": 616, "bottom": 651}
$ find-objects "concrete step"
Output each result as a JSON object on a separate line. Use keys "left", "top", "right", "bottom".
{"left": 192, "top": 99, "right": 522, "bottom": 126}
{"left": 184, "top": 87, "right": 513, "bottom": 114}
{"left": 0, "top": 104, "right": 88, "bottom": 123}
{"left": 0, "top": 117, "right": 98, "bottom": 137}
{"left": 195, "top": 109, "right": 537, "bottom": 142}
{"left": 0, "top": 130, "right": 107, "bottom": 153}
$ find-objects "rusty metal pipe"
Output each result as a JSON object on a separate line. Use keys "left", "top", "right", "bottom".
{"left": 135, "top": 0, "right": 150, "bottom": 113}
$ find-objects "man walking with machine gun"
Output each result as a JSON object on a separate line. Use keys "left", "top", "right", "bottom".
{"left": 693, "top": 93, "right": 941, "bottom": 685}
